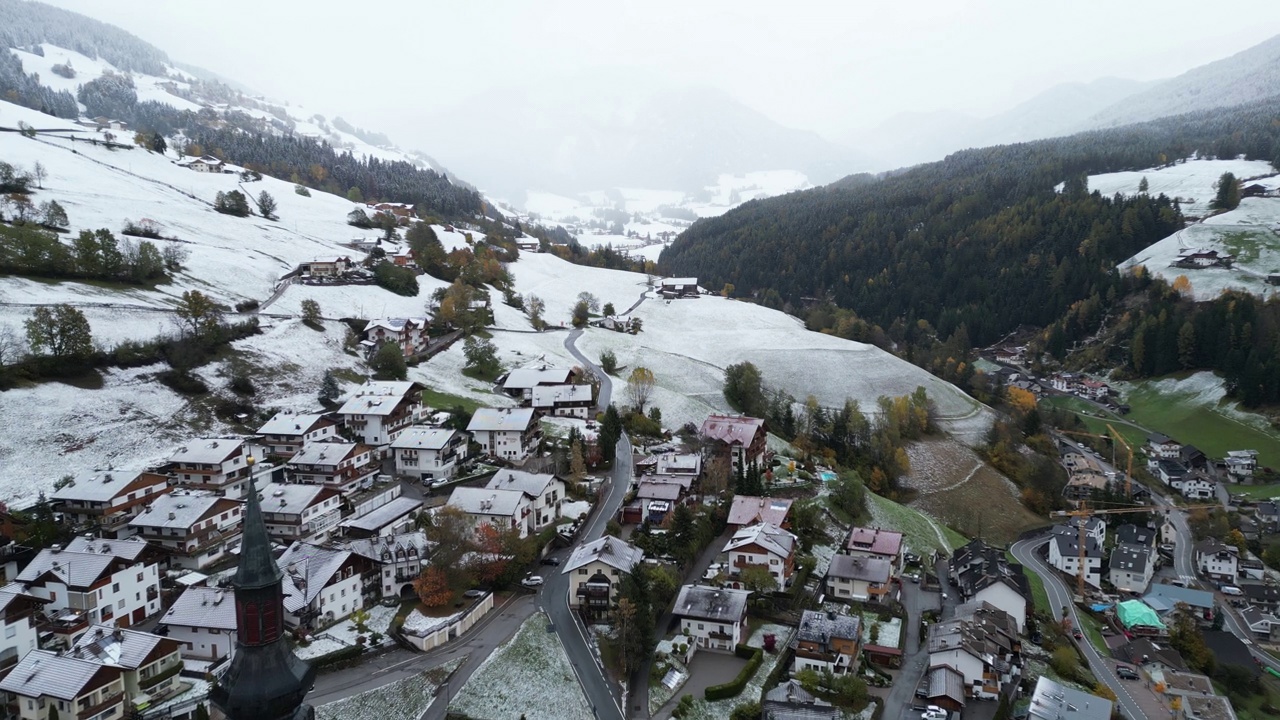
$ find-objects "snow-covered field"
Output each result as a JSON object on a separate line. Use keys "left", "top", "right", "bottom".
{"left": 1080, "top": 157, "right": 1278, "bottom": 217}
{"left": 316, "top": 657, "right": 461, "bottom": 720}
{"left": 448, "top": 611, "right": 592, "bottom": 720}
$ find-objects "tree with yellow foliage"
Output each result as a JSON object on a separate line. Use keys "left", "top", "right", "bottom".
{"left": 1007, "top": 386, "right": 1037, "bottom": 415}
{"left": 1171, "top": 274, "right": 1193, "bottom": 296}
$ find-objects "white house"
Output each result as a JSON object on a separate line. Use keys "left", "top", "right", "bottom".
{"left": 390, "top": 427, "right": 468, "bottom": 482}
{"left": 0, "top": 584, "right": 48, "bottom": 669}
{"left": 673, "top": 584, "right": 749, "bottom": 653}
{"left": 1147, "top": 434, "right": 1181, "bottom": 460}
{"left": 287, "top": 441, "right": 379, "bottom": 494}
{"left": 256, "top": 412, "right": 338, "bottom": 458}
{"left": 14, "top": 537, "right": 161, "bottom": 634}
{"left": 500, "top": 367, "right": 574, "bottom": 401}
{"left": 129, "top": 490, "right": 243, "bottom": 570}
{"left": 484, "top": 470, "right": 565, "bottom": 531}
{"left": 843, "top": 526, "right": 905, "bottom": 574}
{"left": 278, "top": 542, "right": 370, "bottom": 628}
{"left": 179, "top": 155, "right": 225, "bottom": 172}
{"left": 1048, "top": 529, "right": 1104, "bottom": 589}
{"left": 446, "top": 486, "right": 533, "bottom": 538}
{"left": 0, "top": 650, "right": 127, "bottom": 720}
{"left": 1178, "top": 475, "right": 1216, "bottom": 500}
{"left": 345, "top": 531, "right": 433, "bottom": 600}
{"left": 792, "top": 609, "right": 861, "bottom": 676}
{"left": 927, "top": 602, "right": 1021, "bottom": 701}
{"left": 563, "top": 536, "right": 644, "bottom": 615}
{"left": 951, "top": 539, "right": 1031, "bottom": 632}
{"left": 530, "top": 384, "right": 595, "bottom": 419}
{"left": 257, "top": 482, "right": 344, "bottom": 544}
{"left": 1225, "top": 450, "right": 1259, "bottom": 482}
{"left": 825, "top": 555, "right": 893, "bottom": 603}
{"left": 723, "top": 522, "right": 797, "bottom": 590}
{"left": 52, "top": 469, "right": 171, "bottom": 538}
{"left": 338, "top": 497, "right": 423, "bottom": 539}
{"left": 169, "top": 437, "right": 251, "bottom": 498}
{"left": 336, "top": 380, "right": 426, "bottom": 446}
{"left": 1108, "top": 543, "right": 1154, "bottom": 594}
{"left": 363, "top": 317, "right": 431, "bottom": 357}
{"left": 159, "top": 586, "right": 236, "bottom": 662}
{"left": 67, "top": 625, "right": 185, "bottom": 703}
{"left": 1195, "top": 540, "right": 1238, "bottom": 582}
{"left": 467, "top": 407, "right": 540, "bottom": 461}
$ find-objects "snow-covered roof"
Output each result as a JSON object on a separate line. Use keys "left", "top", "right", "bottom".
{"left": 636, "top": 481, "right": 682, "bottom": 501}
{"left": 1028, "top": 676, "right": 1112, "bottom": 720}
{"left": 288, "top": 441, "right": 361, "bottom": 467}
{"left": 501, "top": 367, "right": 573, "bottom": 391}
{"left": 727, "top": 495, "right": 792, "bottom": 527}
{"left": 447, "top": 487, "right": 527, "bottom": 516}
{"left": 129, "top": 491, "right": 236, "bottom": 530}
{"left": 257, "top": 482, "right": 336, "bottom": 514}
{"left": 796, "top": 609, "right": 861, "bottom": 644}
{"left": 68, "top": 625, "right": 178, "bottom": 669}
{"left": 0, "top": 584, "right": 47, "bottom": 615}
{"left": 52, "top": 469, "right": 166, "bottom": 503}
{"left": 701, "top": 415, "right": 765, "bottom": 447}
{"left": 724, "top": 522, "right": 796, "bottom": 559}
{"left": 468, "top": 407, "right": 537, "bottom": 432}
{"left": 530, "top": 384, "right": 593, "bottom": 408}
{"left": 160, "top": 586, "right": 235, "bottom": 630}
{"left": 485, "top": 469, "right": 560, "bottom": 499}
{"left": 257, "top": 412, "right": 332, "bottom": 437}
{"left": 390, "top": 427, "right": 461, "bottom": 451}
{"left": 170, "top": 437, "right": 244, "bottom": 465}
{"left": 655, "top": 453, "right": 701, "bottom": 476}
{"left": 0, "top": 649, "right": 119, "bottom": 701}
{"left": 337, "top": 381, "right": 421, "bottom": 416}
{"left": 17, "top": 548, "right": 117, "bottom": 588}
{"left": 278, "top": 542, "right": 355, "bottom": 611}
{"left": 662, "top": 277, "right": 698, "bottom": 286}
{"left": 364, "top": 317, "right": 427, "bottom": 333}
{"left": 343, "top": 531, "right": 433, "bottom": 563}
{"left": 827, "top": 554, "right": 891, "bottom": 583}
{"left": 673, "top": 584, "right": 749, "bottom": 622}
{"left": 62, "top": 535, "right": 150, "bottom": 562}
{"left": 339, "top": 497, "right": 422, "bottom": 533}
{"left": 563, "top": 536, "right": 643, "bottom": 575}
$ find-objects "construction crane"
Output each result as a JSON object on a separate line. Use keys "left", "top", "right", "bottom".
{"left": 1058, "top": 425, "right": 1138, "bottom": 497}
{"left": 1050, "top": 502, "right": 1220, "bottom": 598}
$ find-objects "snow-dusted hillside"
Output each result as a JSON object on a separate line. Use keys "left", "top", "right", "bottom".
{"left": 1079, "top": 157, "right": 1277, "bottom": 218}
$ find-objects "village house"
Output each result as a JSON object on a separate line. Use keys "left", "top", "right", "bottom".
{"left": 673, "top": 584, "right": 749, "bottom": 653}
{"left": 1240, "top": 607, "right": 1280, "bottom": 638}
{"left": 1242, "top": 583, "right": 1280, "bottom": 613}
{"left": 336, "top": 380, "right": 426, "bottom": 447}
{"left": 68, "top": 625, "right": 185, "bottom": 705}
{"left": 363, "top": 317, "right": 431, "bottom": 357}
{"left": 826, "top": 554, "right": 893, "bottom": 603}
{"left": 1143, "top": 583, "right": 1215, "bottom": 624}
{"left": 168, "top": 437, "right": 252, "bottom": 499}
{"left": 256, "top": 412, "right": 338, "bottom": 458}
{"left": 0, "top": 585, "right": 47, "bottom": 670}
{"left": 1225, "top": 450, "right": 1259, "bottom": 482}
{"left": 723, "top": 522, "right": 797, "bottom": 591}
{"left": 1112, "top": 637, "right": 1187, "bottom": 674}
{"left": 446, "top": 487, "right": 533, "bottom": 539}
{"left": 530, "top": 383, "right": 595, "bottom": 419}
{"left": 1047, "top": 526, "right": 1104, "bottom": 589}
{"left": 1255, "top": 501, "right": 1280, "bottom": 533}
{"left": 660, "top": 277, "right": 700, "bottom": 299}
{"left": 390, "top": 246, "right": 414, "bottom": 267}
{"left": 1027, "top": 677, "right": 1112, "bottom": 720}
{"left": 1172, "top": 248, "right": 1235, "bottom": 269}
{"left": 1109, "top": 543, "right": 1155, "bottom": 594}
{"left": 656, "top": 453, "right": 702, "bottom": 479}
{"left": 1147, "top": 433, "right": 1181, "bottom": 460}
{"left": 701, "top": 415, "right": 768, "bottom": 472}
{"left": 792, "top": 609, "right": 862, "bottom": 676}
{"left": 927, "top": 601, "right": 1021, "bottom": 701}
{"left": 344, "top": 531, "right": 433, "bottom": 600}
{"left": 950, "top": 539, "right": 1031, "bottom": 632}
{"left": 499, "top": 367, "right": 574, "bottom": 401}
{"left": 467, "top": 407, "right": 540, "bottom": 462}
{"left": 158, "top": 586, "right": 236, "bottom": 662}
{"left": 390, "top": 427, "right": 468, "bottom": 482}
{"left": 338, "top": 497, "right": 422, "bottom": 539}
{"left": 1194, "top": 539, "right": 1238, "bottom": 582}
{"left": 515, "top": 238, "right": 541, "bottom": 252}
{"left": 52, "top": 469, "right": 171, "bottom": 538}
{"left": 842, "top": 526, "right": 905, "bottom": 574}
{"left": 0, "top": 649, "right": 127, "bottom": 720}
{"left": 726, "top": 495, "right": 792, "bottom": 530}
{"left": 763, "top": 680, "right": 840, "bottom": 719}
{"left": 302, "top": 255, "right": 354, "bottom": 277}
{"left": 14, "top": 536, "right": 162, "bottom": 635}
{"left": 563, "top": 536, "right": 644, "bottom": 617}
{"left": 1177, "top": 474, "right": 1216, "bottom": 500}
{"left": 178, "top": 154, "right": 225, "bottom": 172}
{"left": 257, "top": 482, "right": 344, "bottom": 544}
{"left": 277, "top": 542, "right": 371, "bottom": 628}
{"left": 286, "top": 441, "right": 379, "bottom": 495}
{"left": 923, "top": 665, "right": 968, "bottom": 715}
{"left": 1114, "top": 523, "right": 1156, "bottom": 547}
{"left": 1180, "top": 444, "right": 1208, "bottom": 470}
{"left": 484, "top": 470, "right": 565, "bottom": 531}
{"left": 128, "top": 490, "right": 243, "bottom": 570}
{"left": 621, "top": 480, "right": 683, "bottom": 525}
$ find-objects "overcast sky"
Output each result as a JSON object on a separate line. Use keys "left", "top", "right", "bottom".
{"left": 42, "top": 0, "right": 1280, "bottom": 149}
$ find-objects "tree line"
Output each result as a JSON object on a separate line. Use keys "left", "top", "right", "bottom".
{"left": 0, "top": 224, "right": 183, "bottom": 285}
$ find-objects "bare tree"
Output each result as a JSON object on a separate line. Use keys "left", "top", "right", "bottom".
{"left": 32, "top": 162, "right": 47, "bottom": 189}
{"left": 576, "top": 291, "right": 600, "bottom": 313}
{"left": 626, "top": 366, "right": 655, "bottom": 413}
{"left": 0, "top": 324, "right": 25, "bottom": 366}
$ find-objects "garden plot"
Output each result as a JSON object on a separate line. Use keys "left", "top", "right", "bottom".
{"left": 315, "top": 658, "right": 461, "bottom": 720}
{"left": 859, "top": 614, "right": 901, "bottom": 648}
{"left": 680, "top": 623, "right": 795, "bottom": 720}
{"left": 448, "top": 611, "right": 592, "bottom": 720}
{"left": 402, "top": 607, "right": 465, "bottom": 636}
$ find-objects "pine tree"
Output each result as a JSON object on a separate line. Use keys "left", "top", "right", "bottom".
{"left": 255, "top": 190, "right": 278, "bottom": 220}
{"left": 319, "top": 370, "right": 340, "bottom": 404}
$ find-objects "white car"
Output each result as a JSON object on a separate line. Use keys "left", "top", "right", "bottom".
{"left": 521, "top": 575, "right": 544, "bottom": 588}
{"left": 922, "top": 710, "right": 947, "bottom": 720}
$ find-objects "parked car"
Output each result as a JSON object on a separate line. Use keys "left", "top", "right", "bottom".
{"left": 521, "top": 575, "right": 544, "bottom": 588}
{"left": 1116, "top": 666, "right": 1139, "bottom": 680}
{"left": 540, "top": 556, "right": 561, "bottom": 566}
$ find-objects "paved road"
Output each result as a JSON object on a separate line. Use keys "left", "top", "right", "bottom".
{"left": 1011, "top": 537, "right": 1146, "bottom": 720}
{"left": 882, "top": 578, "right": 930, "bottom": 720}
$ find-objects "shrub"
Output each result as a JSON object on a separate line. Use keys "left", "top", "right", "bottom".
{"left": 229, "top": 375, "right": 255, "bottom": 396}
{"left": 234, "top": 300, "right": 259, "bottom": 313}
{"left": 372, "top": 261, "right": 418, "bottom": 297}
{"left": 158, "top": 370, "right": 208, "bottom": 395}
{"left": 294, "top": 184, "right": 311, "bottom": 197}
{"left": 706, "top": 646, "right": 763, "bottom": 700}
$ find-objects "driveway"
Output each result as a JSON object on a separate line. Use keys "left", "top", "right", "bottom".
{"left": 882, "top": 579, "right": 929, "bottom": 720}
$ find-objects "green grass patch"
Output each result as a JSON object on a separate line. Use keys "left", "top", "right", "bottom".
{"left": 1227, "top": 483, "right": 1280, "bottom": 501}
{"left": 1010, "top": 551, "right": 1051, "bottom": 616}
{"left": 421, "top": 387, "right": 484, "bottom": 414}
{"left": 330, "top": 367, "right": 365, "bottom": 385}
{"left": 1076, "top": 612, "right": 1109, "bottom": 655}
{"left": 1218, "top": 229, "right": 1271, "bottom": 265}
{"left": 1121, "top": 374, "right": 1280, "bottom": 468}
{"left": 864, "top": 492, "right": 965, "bottom": 554}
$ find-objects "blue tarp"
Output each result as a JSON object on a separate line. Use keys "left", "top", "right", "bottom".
{"left": 1090, "top": 603, "right": 1113, "bottom": 612}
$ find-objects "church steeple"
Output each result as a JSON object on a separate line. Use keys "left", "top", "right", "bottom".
{"left": 210, "top": 461, "right": 315, "bottom": 720}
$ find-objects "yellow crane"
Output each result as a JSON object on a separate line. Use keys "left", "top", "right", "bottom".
{"left": 1058, "top": 425, "right": 1139, "bottom": 498}
{"left": 1049, "top": 502, "right": 1219, "bottom": 598}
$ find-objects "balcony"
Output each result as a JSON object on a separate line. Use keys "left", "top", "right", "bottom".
{"left": 77, "top": 690, "right": 124, "bottom": 720}
{"left": 146, "top": 586, "right": 159, "bottom": 601}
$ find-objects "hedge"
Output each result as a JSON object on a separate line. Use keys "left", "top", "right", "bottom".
{"left": 307, "top": 644, "right": 363, "bottom": 669}
{"left": 706, "top": 645, "right": 763, "bottom": 700}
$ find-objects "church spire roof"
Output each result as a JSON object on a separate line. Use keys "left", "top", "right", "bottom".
{"left": 235, "top": 470, "right": 282, "bottom": 590}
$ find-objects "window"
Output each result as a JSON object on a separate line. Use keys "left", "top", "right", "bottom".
{"left": 698, "top": 623, "right": 704, "bottom": 630}
{"left": 137, "top": 572, "right": 144, "bottom": 582}
{"left": 4, "top": 626, "right": 14, "bottom": 639}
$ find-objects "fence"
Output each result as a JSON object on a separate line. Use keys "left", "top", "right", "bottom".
{"left": 400, "top": 592, "right": 494, "bottom": 652}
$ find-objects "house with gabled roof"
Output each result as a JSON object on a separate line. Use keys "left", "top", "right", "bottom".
{"left": 792, "top": 609, "right": 861, "bottom": 676}
{"left": 68, "top": 625, "right": 185, "bottom": 704}
{"left": 928, "top": 601, "right": 1021, "bottom": 701}
{"left": 390, "top": 427, "right": 468, "bottom": 482}
{"left": 363, "top": 317, "right": 431, "bottom": 357}
{"left": 1114, "top": 523, "right": 1156, "bottom": 547}
{"left": 843, "top": 526, "right": 904, "bottom": 574}
{"left": 257, "top": 482, "right": 344, "bottom": 544}
{"left": 1144, "top": 583, "right": 1215, "bottom": 623}
{"left": 499, "top": 367, "right": 574, "bottom": 401}
{"left": 563, "top": 536, "right": 644, "bottom": 616}
{"left": 256, "top": 412, "right": 338, "bottom": 458}
{"left": 287, "top": 440, "right": 379, "bottom": 495}
{"left": 277, "top": 541, "right": 371, "bottom": 628}
{"left": 446, "top": 486, "right": 532, "bottom": 538}
{"left": 15, "top": 537, "right": 162, "bottom": 637}
{"left": 0, "top": 584, "right": 48, "bottom": 670}
{"left": 336, "top": 380, "right": 426, "bottom": 446}
{"left": 339, "top": 497, "right": 422, "bottom": 539}
{"left": 344, "top": 531, "right": 433, "bottom": 600}
{"left": 0, "top": 649, "right": 126, "bottom": 720}
{"left": 1195, "top": 539, "right": 1238, "bottom": 582}
{"left": 701, "top": 415, "right": 767, "bottom": 472}
{"left": 950, "top": 539, "right": 1031, "bottom": 632}
{"left": 762, "top": 679, "right": 839, "bottom": 720}
{"left": 530, "top": 384, "right": 595, "bottom": 419}
{"left": 660, "top": 277, "right": 699, "bottom": 299}
{"left": 727, "top": 495, "right": 792, "bottom": 530}
{"left": 1147, "top": 433, "right": 1181, "bottom": 460}
{"left": 724, "top": 522, "right": 797, "bottom": 591}
{"left": 1112, "top": 636, "right": 1186, "bottom": 673}
{"left": 467, "top": 407, "right": 540, "bottom": 461}
{"left": 1109, "top": 543, "right": 1154, "bottom": 594}
{"left": 169, "top": 437, "right": 252, "bottom": 498}
{"left": 673, "top": 585, "right": 749, "bottom": 653}
{"left": 158, "top": 586, "right": 236, "bottom": 662}
{"left": 1225, "top": 450, "right": 1258, "bottom": 482}
{"left": 485, "top": 469, "right": 565, "bottom": 531}
{"left": 1027, "top": 676, "right": 1112, "bottom": 720}
{"left": 826, "top": 555, "right": 893, "bottom": 604}
{"left": 128, "top": 490, "right": 243, "bottom": 570}
{"left": 52, "top": 469, "right": 171, "bottom": 538}
{"left": 1047, "top": 526, "right": 1104, "bottom": 589}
